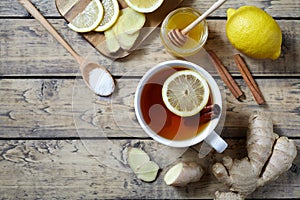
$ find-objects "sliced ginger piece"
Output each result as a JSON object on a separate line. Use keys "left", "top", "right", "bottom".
{"left": 164, "top": 162, "right": 204, "bottom": 187}
{"left": 117, "top": 7, "right": 146, "bottom": 34}
{"left": 104, "top": 27, "right": 120, "bottom": 53}
{"left": 136, "top": 161, "right": 159, "bottom": 182}
{"left": 105, "top": 7, "right": 145, "bottom": 52}
{"left": 113, "top": 7, "right": 145, "bottom": 50}
{"left": 128, "top": 147, "right": 150, "bottom": 173}
{"left": 117, "top": 30, "right": 140, "bottom": 50}
{"left": 127, "top": 147, "right": 159, "bottom": 182}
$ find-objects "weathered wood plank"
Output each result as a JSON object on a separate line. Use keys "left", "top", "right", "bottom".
{"left": 0, "top": 79, "right": 77, "bottom": 137}
{"left": 1, "top": 19, "right": 299, "bottom": 76}
{"left": 1, "top": 0, "right": 299, "bottom": 18}
{"left": 0, "top": 18, "right": 100, "bottom": 76}
{"left": 0, "top": 139, "right": 299, "bottom": 199}
{"left": 1, "top": 1, "right": 299, "bottom": 199}
{"left": 0, "top": 78, "right": 299, "bottom": 138}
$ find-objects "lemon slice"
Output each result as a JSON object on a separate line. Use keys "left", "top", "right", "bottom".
{"left": 68, "top": 0, "right": 104, "bottom": 33}
{"left": 162, "top": 70, "right": 210, "bottom": 117}
{"left": 94, "top": 0, "right": 119, "bottom": 32}
{"left": 124, "top": 0, "right": 164, "bottom": 13}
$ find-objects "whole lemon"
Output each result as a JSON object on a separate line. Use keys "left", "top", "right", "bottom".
{"left": 226, "top": 6, "right": 282, "bottom": 60}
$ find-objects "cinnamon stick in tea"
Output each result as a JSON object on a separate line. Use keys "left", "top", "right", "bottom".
{"left": 233, "top": 54, "right": 265, "bottom": 105}
{"left": 208, "top": 51, "right": 244, "bottom": 99}
{"left": 200, "top": 104, "right": 221, "bottom": 120}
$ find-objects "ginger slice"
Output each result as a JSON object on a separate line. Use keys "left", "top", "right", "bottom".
{"left": 117, "top": 7, "right": 145, "bottom": 35}
{"left": 127, "top": 147, "right": 150, "bottom": 173}
{"left": 104, "top": 27, "right": 120, "bottom": 53}
{"left": 117, "top": 30, "right": 140, "bottom": 50}
{"left": 113, "top": 7, "right": 145, "bottom": 50}
{"left": 105, "top": 7, "right": 146, "bottom": 52}
{"left": 136, "top": 161, "right": 159, "bottom": 182}
{"left": 127, "top": 148, "right": 159, "bottom": 182}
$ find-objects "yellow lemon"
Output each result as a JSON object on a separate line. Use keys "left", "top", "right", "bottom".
{"left": 226, "top": 6, "right": 282, "bottom": 60}
{"left": 162, "top": 70, "right": 210, "bottom": 117}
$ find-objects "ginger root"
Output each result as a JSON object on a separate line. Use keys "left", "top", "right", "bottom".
{"left": 212, "top": 111, "right": 297, "bottom": 199}
{"left": 214, "top": 191, "right": 244, "bottom": 200}
{"left": 164, "top": 162, "right": 204, "bottom": 187}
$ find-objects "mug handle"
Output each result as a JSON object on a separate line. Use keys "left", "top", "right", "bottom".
{"left": 204, "top": 130, "right": 228, "bottom": 153}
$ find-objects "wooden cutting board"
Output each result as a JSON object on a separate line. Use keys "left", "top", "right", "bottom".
{"left": 55, "top": 0, "right": 183, "bottom": 59}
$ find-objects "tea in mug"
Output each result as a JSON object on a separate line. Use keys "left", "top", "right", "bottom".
{"left": 139, "top": 66, "right": 212, "bottom": 141}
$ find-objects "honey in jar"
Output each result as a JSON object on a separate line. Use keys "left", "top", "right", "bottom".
{"left": 160, "top": 7, "right": 208, "bottom": 57}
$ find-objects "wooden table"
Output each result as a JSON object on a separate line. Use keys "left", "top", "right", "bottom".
{"left": 1, "top": 0, "right": 299, "bottom": 199}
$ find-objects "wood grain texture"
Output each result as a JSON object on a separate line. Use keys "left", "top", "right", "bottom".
{"left": 1, "top": 19, "right": 300, "bottom": 76}
{"left": 2, "top": 0, "right": 300, "bottom": 18}
{"left": 0, "top": 139, "right": 299, "bottom": 199}
{"left": 0, "top": 78, "right": 299, "bottom": 138}
{"left": 1, "top": 0, "right": 299, "bottom": 199}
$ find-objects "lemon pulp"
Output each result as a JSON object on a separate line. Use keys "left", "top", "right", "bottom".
{"left": 94, "top": 0, "right": 119, "bottom": 32}
{"left": 162, "top": 70, "right": 210, "bottom": 117}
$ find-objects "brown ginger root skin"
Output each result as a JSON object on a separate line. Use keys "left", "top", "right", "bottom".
{"left": 212, "top": 111, "right": 297, "bottom": 199}
{"left": 258, "top": 136, "right": 297, "bottom": 186}
{"left": 214, "top": 191, "right": 244, "bottom": 200}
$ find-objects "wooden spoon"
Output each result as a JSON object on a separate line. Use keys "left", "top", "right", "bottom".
{"left": 17, "top": 0, "right": 115, "bottom": 96}
{"left": 168, "top": 0, "right": 227, "bottom": 47}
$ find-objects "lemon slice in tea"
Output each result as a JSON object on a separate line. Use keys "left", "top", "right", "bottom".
{"left": 68, "top": 0, "right": 104, "bottom": 33}
{"left": 94, "top": 0, "right": 119, "bottom": 32}
{"left": 162, "top": 70, "right": 210, "bottom": 117}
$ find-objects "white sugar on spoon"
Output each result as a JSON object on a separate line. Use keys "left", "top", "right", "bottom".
{"left": 89, "top": 68, "right": 115, "bottom": 96}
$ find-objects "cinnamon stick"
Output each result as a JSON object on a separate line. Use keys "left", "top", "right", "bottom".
{"left": 208, "top": 51, "right": 244, "bottom": 99}
{"left": 233, "top": 54, "right": 265, "bottom": 105}
{"left": 200, "top": 104, "right": 221, "bottom": 120}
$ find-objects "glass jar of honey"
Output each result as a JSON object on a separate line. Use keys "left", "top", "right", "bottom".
{"left": 160, "top": 7, "right": 208, "bottom": 57}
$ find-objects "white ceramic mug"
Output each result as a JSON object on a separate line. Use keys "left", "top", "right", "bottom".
{"left": 134, "top": 60, "right": 227, "bottom": 153}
